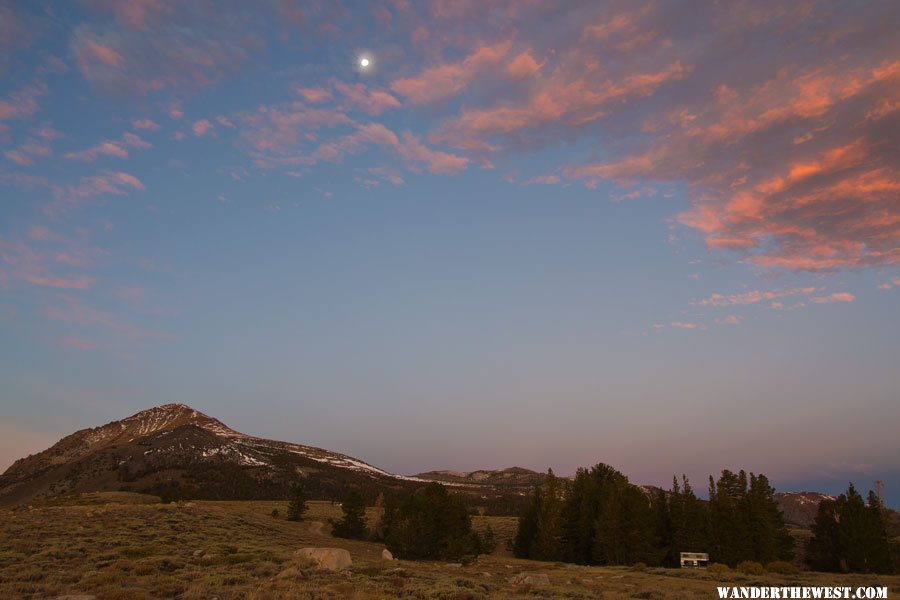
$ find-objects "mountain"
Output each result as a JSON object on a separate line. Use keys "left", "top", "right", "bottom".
{"left": 774, "top": 491, "right": 835, "bottom": 528}
{"left": 415, "top": 467, "right": 547, "bottom": 489}
{"left": 0, "top": 404, "right": 423, "bottom": 506}
{"left": 2, "top": 404, "right": 869, "bottom": 525}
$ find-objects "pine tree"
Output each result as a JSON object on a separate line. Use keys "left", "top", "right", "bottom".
{"left": 654, "top": 485, "right": 675, "bottom": 567}
{"left": 384, "top": 482, "right": 487, "bottom": 562}
{"left": 808, "top": 484, "right": 893, "bottom": 574}
{"left": 331, "top": 490, "right": 368, "bottom": 540}
{"left": 746, "top": 473, "right": 793, "bottom": 563}
{"left": 559, "top": 463, "right": 628, "bottom": 565}
{"left": 532, "top": 468, "right": 564, "bottom": 560}
{"left": 594, "top": 482, "right": 655, "bottom": 565}
{"left": 286, "top": 486, "right": 308, "bottom": 521}
{"left": 513, "top": 487, "right": 541, "bottom": 559}
{"left": 708, "top": 470, "right": 753, "bottom": 565}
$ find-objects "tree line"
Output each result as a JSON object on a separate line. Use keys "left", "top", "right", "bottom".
{"left": 279, "top": 463, "right": 895, "bottom": 573}
{"left": 284, "top": 482, "right": 495, "bottom": 563}
{"left": 513, "top": 463, "right": 895, "bottom": 574}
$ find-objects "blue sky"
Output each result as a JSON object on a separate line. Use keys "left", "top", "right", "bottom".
{"left": 1, "top": 1, "right": 899, "bottom": 505}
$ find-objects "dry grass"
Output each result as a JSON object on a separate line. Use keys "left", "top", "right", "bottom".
{"left": 1, "top": 495, "right": 896, "bottom": 599}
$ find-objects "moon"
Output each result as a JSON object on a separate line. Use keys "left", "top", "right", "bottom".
{"left": 359, "top": 57, "right": 370, "bottom": 68}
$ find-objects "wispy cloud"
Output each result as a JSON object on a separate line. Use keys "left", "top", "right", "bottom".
{"left": 43, "top": 172, "right": 145, "bottom": 218}
{"left": 391, "top": 41, "right": 512, "bottom": 105}
{"left": 693, "top": 287, "right": 817, "bottom": 307}
{"left": 809, "top": 292, "right": 855, "bottom": 304}
{"left": 71, "top": 4, "right": 259, "bottom": 95}
{"left": 131, "top": 117, "right": 160, "bottom": 130}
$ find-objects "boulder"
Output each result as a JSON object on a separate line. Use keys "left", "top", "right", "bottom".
{"left": 508, "top": 572, "right": 550, "bottom": 586}
{"left": 381, "top": 548, "right": 394, "bottom": 561}
{"left": 294, "top": 547, "right": 352, "bottom": 571}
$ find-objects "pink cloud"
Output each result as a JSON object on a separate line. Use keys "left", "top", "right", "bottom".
{"left": 368, "top": 167, "right": 405, "bottom": 186}
{"left": 123, "top": 132, "right": 151, "bottom": 148}
{"left": 72, "top": 5, "right": 256, "bottom": 95}
{"left": 715, "top": 315, "right": 743, "bottom": 325}
{"left": 0, "top": 83, "right": 46, "bottom": 122}
{"left": 249, "top": 121, "right": 468, "bottom": 176}
{"left": 192, "top": 119, "right": 213, "bottom": 136}
{"left": 391, "top": 40, "right": 512, "bottom": 104}
{"left": 91, "top": 0, "right": 174, "bottom": 30}
{"left": 876, "top": 277, "right": 900, "bottom": 290}
{"left": 809, "top": 292, "right": 855, "bottom": 304}
{"left": 506, "top": 51, "right": 543, "bottom": 79}
{"left": 296, "top": 87, "right": 333, "bottom": 104}
{"left": 131, "top": 117, "right": 160, "bottom": 130}
{"left": 64, "top": 140, "right": 129, "bottom": 162}
{"left": 0, "top": 232, "right": 105, "bottom": 291}
{"left": 23, "top": 274, "right": 96, "bottom": 290}
{"left": 561, "top": 48, "right": 900, "bottom": 271}
{"left": 3, "top": 138, "right": 53, "bottom": 166}
{"left": 63, "top": 132, "right": 150, "bottom": 162}
{"left": 79, "top": 40, "right": 123, "bottom": 68}
{"left": 694, "top": 286, "right": 817, "bottom": 307}
{"left": 43, "top": 171, "right": 145, "bottom": 217}
{"left": 442, "top": 61, "right": 690, "bottom": 149}
{"left": 45, "top": 296, "right": 172, "bottom": 341}
{"left": 333, "top": 81, "right": 401, "bottom": 115}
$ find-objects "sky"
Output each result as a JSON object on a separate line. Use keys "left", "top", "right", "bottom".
{"left": 1, "top": 1, "right": 898, "bottom": 505}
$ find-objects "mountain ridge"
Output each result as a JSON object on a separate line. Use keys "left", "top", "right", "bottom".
{"left": 0, "top": 404, "right": 868, "bottom": 526}
{"left": 0, "top": 403, "right": 424, "bottom": 506}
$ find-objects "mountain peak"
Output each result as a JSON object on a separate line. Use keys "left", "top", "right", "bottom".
{"left": 0, "top": 403, "right": 412, "bottom": 505}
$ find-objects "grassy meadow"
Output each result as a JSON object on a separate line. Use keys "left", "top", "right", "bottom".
{"left": 1, "top": 494, "right": 897, "bottom": 599}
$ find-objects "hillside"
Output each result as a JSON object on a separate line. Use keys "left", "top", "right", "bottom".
{"left": 0, "top": 404, "right": 423, "bottom": 505}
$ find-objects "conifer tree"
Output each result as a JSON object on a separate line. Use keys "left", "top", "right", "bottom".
{"left": 384, "top": 482, "right": 487, "bottom": 561}
{"left": 331, "top": 490, "right": 368, "bottom": 539}
{"left": 286, "top": 486, "right": 308, "bottom": 521}
{"left": 655, "top": 484, "right": 675, "bottom": 567}
{"left": 594, "top": 482, "right": 655, "bottom": 565}
{"left": 807, "top": 484, "right": 893, "bottom": 574}
{"left": 708, "top": 470, "right": 753, "bottom": 565}
{"left": 513, "top": 487, "right": 541, "bottom": 559}
{"left": 532, "top": 468, "right": 564, "bottom": 560}
{"left": 746, "top": 473, "right": 793, "bottom": 563}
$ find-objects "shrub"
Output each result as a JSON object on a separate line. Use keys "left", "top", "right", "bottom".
{"left": 766, "top": 560, "right": 799, "bottom": 575}
{"left": 632, "top": 561, "right": 648, "bottom": 572}
{"left": 737, "top": 560, "right": 765, "bottom": 575}
{"left": 270, "top": 508, "right": 279, "bottom": 518}
{"left": 707, "top": 563, "right": 731, "bottom": 574}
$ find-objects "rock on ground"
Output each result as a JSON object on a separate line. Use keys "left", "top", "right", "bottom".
{"left": 294, "top": 547, "right": 352, "bottom": 571}
{"left": 381, "top": 548, "right": 393, "bottom": 561}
